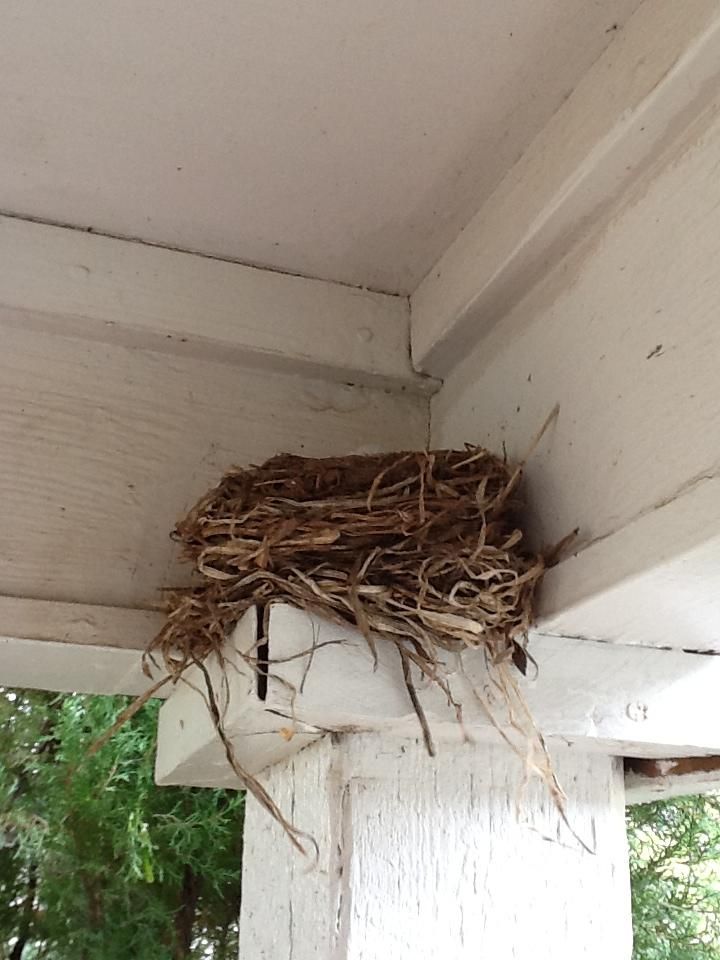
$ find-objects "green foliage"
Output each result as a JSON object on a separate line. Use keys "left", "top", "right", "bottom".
{"left": 10, "top": 684, "right": 720, "bottom": 960}
{"left": 628, "top": 794, "right": 720, "bottom": 959}
{"left": 0, "top": 688, "right": 243, "bottom": 960}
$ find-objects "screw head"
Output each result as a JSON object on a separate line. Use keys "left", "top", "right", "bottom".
{"left": 626, "top": 701, "right": 649, "bottom": 722}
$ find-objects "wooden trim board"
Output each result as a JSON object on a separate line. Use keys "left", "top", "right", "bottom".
{"left": 0, "top": 596, "right": 165, "bottom": 697}
{"left": 0, "top": 214, "right": 428, "bottom": 391}
{"left": 156, "top": 604, "right": 720, "bottom": 790}
{"left": 411, "top": 0, "right": 720, "bottom": 376}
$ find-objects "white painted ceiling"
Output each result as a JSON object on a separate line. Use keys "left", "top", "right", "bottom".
{"left": 2, "top": 0, "right": 641, "bottom": 294}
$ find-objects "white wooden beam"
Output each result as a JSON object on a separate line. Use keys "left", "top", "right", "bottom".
{"left": 155, "top": 603, "right": 720, "bottom": 792}
{"left": 155, "top": 608, "right": 321, "bottom": 788}
{"left": 411, "top": 0, "right": 720, "bottom": 376}
{"left": 0, "top": 596, "right": 165, "bottom": 696}
{"left": 0, "top": 636, "right": 165, "bottom": 698}
{"left": 431, "top": 87, "right": 720, "bottom": 657}
{"left": 0, "top": 595, "right": 158, "bottom": 650}
{"left": 0, "top": 215, "right": 426, "bottom": 390}
{"left": 0, "top": 324, "right": 428, "bottom": 610}
{"left": 264, "top": 607, "right": 720, "bottom": 758}
{"left": 537, "top": 479, "right": 720, "bottom": 654}
{"left": 239, "top": 735, "right": 631, "bottom": 960}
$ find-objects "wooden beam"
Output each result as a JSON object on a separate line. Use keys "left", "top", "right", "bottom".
{"left": 538, "top": 478, "right": 720, "bottom": 654}
{"left": 0, "top": 324, "right": 428, "bottom": 610}
{"left": 155, "top": 608, "right": 321, "bottom": 788}
{"left": 156, "top": 604, "right": 720, "bottom": 790}
{"left": 625, "top": 757, "right": 720, "bottom": 804}
{"left": 411, "top": 0, "right": 720, "bottom": 376}
{"left": 0, "top": 596, "right": 165, "bottom": 696}
{"left": 264, "top": 608, "right": 720, "bottom": 759}
{"left": 0, "top": 595, "right": 158, "bottom": 649}
{"left": 0, "top": 215, "right": 426, "bottom": 391}
{"left": 430, "top": 84, "right": 720, "bottom": 655}
{"left": 0, "top": 637, "right": 165, "bottom": 697}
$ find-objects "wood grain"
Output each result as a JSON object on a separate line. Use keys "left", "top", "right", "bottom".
{"left": 155, "top": 604, "right": 720, "bottom": 792}
{"left": 240, "top": 735, "right": 631, "bottom": 958}
{"left": 0, "top": 595, "right": 160, "bottom": 649}
{"left": 432, "top": 103, "right": 720, "bottom": 650}
{"left": 0, "top": 324, "right": 427, "bottom": 609}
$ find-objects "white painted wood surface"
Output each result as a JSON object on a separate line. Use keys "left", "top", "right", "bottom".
{"left": 0, "top": 635, "right": 164, "bottom": 697}
{"left": 0, "top": 1, "right": 639, "bottom": 292}
{"left": 155, "top": 604, "right": 720, "bottom": 793}
{"left": 265, "top": 606, "right": 720, "bottom": 757}
{"left": 239, "top": 733, "right": 342, "bottom": 959}
{"left": 0, "top": 596, "right": 164, "bottom": 696}
{"left": 155, "top": 609, "right": 321, "bottom": 788}
{"left": 538, "top": 479, "right": 720, "bottom": 652}
{"left": 240, "top": 734, "right": 632, "bottom": 959}
{"left": 0, "top": 324, "right": 427, "bottom": 610}
{"left": 431, "top": 101, "right": 720, "bottom": 651}
{"left": 0, "top": 216, "right": 418, "bottom": 389}
{"left": 0, "top": 595, "right": 159, "bottom": 650}
{"left": 411, "top": 0, "right": 720, "bottom": 374}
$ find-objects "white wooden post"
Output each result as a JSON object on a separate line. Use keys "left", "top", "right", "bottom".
{"left": 155, "top": 604, "right": 720, "bottom": 958}
{"left": 240, "top": 734, "right": 631, "bottom": 959}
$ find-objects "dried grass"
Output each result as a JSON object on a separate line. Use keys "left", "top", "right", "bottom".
{"left": 146, "top": 441, "right": 560, "bottom": 851}
{"left": 151, "top": 446, "right": 544, "bottom": 689}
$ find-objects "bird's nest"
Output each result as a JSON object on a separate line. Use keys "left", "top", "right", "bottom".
{"left": 142, "top": 444, "right": 567, "bottom": 852}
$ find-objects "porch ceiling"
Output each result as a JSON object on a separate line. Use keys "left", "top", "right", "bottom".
{"left": 1, "top": 0, "right": 640, "bottom": 293}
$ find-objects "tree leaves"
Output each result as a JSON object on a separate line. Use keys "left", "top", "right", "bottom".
{"left": 628, "top": 795, "right": 720, "bottom": 959}
{"left": 0, "top": 688, "right": 243, "bottom": 960}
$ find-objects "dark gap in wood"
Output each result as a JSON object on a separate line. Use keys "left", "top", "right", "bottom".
{"left": 626, "top": 756, "right": 720, "bottom": 778}
{"left": 256, "top": 606, "right": 269, "bottom": 702}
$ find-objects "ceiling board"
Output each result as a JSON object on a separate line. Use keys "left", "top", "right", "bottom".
{"left": 1, "top": 0, "right": 641, "bottom": 292}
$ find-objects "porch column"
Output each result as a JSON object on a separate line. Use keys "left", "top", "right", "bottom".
{"left": 239, "top": 734, "right": 632, "bottom": 959}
